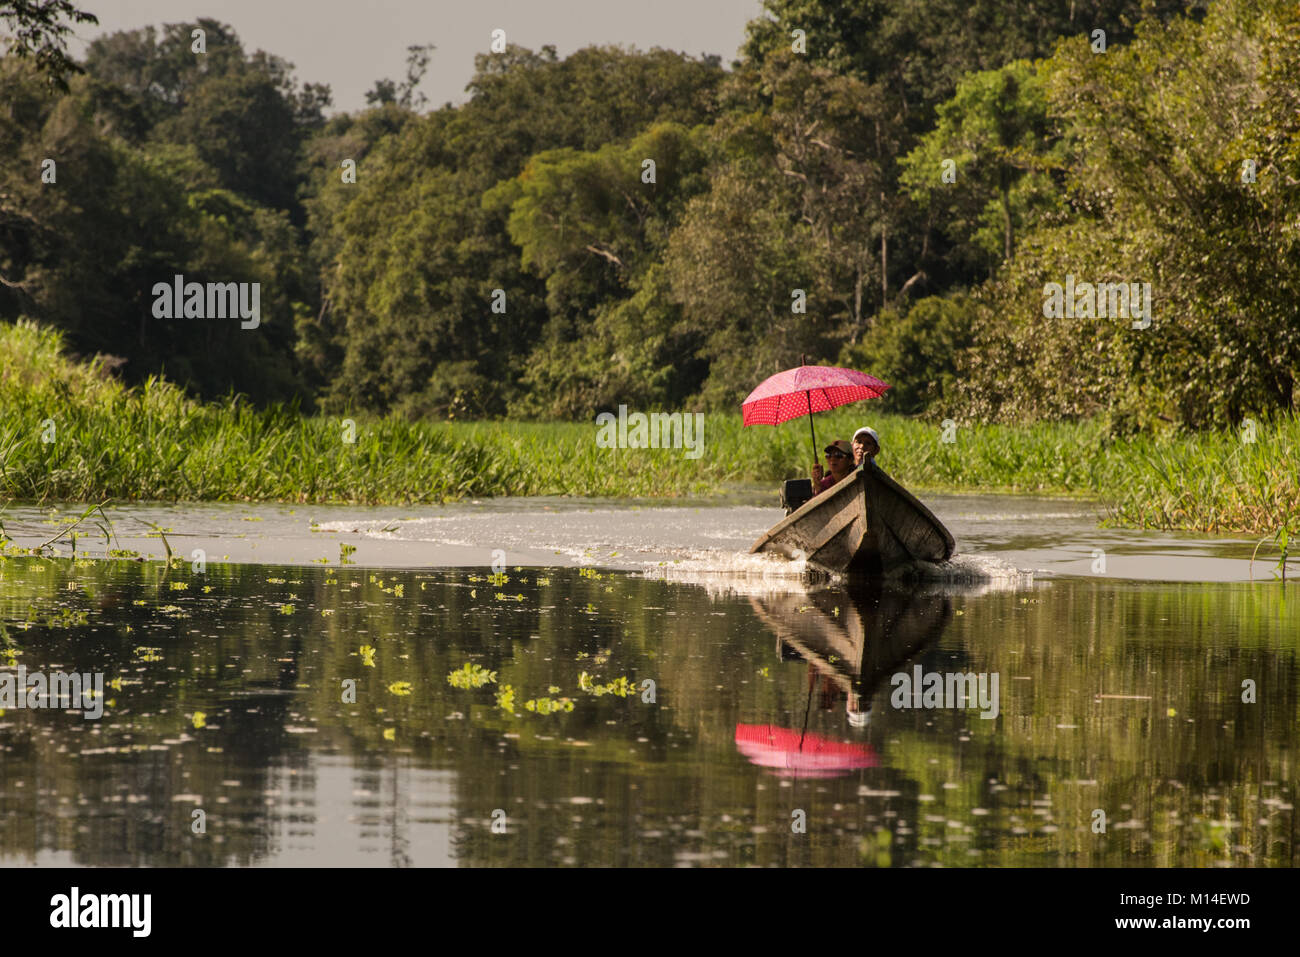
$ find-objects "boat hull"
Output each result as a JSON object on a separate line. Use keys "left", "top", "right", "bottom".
{"left": 749, "top": 466, "right": 955, "bottom": 576}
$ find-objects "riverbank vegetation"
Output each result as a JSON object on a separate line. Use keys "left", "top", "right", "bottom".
{"left": 1, "top": 0, "right": 1296, "bottom": 533}
{"left": 4, "top": 321, "right": 1295, "bottom": 533}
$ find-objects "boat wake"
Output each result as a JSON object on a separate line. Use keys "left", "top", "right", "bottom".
{"left": 640, "top": 548, "right": 1034, "bottom": 599}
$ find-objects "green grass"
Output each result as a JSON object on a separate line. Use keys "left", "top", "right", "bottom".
{"left": 1, "top": 319, "right": 1296, "bottom": 533}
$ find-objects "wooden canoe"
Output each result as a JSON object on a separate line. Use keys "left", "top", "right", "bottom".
{"left": 750, "top": 464, "right": 955, "bottom": 576}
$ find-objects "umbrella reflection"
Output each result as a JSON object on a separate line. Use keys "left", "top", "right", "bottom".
{"left": 736, "top": 582, "right": 953, "bottom": 777}
{"left": 734, "top": 724, "right": 878, "bottom": 778}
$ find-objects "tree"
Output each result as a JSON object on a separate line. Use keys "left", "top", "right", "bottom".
{"left": 664, "top": 163, "right": 829, "bottom": 408}
{"left": 0, "top": 56, "right": 310, "bottom": 402}
{"left": 756, "top": 53, "right": 906, "bottom": 335}
{"left": 365, "top": 43, "right": 434, "bottom": 110}
{"left": 900, "top": 61, "right": 1066, "bottom": 277}
{"left": 741, "top": 0, "right": 1192, "bottom": 132}
{"left": 487, "top": 123, "right": 711, "bottom": 416}
{"left": 0, "top": 0, "right": 97, "bottom": 89}
{"left": 948, "top": 0, "right": 1300, "bottom": 428}
{"left": 83, "top": 20, "right": 332, "bottom": 215}
{"left": 839, "top": 295, "right": 976, "bottom": 414}
{"left": 157, "top": 72, "right": 301, "bottom": 210}
{"left": 315, "top": 44, "right": 725, "bottom": 418}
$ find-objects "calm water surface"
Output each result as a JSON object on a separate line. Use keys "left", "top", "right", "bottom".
{"left": 0, "top": 496, "right": 1294, "bottom": 866}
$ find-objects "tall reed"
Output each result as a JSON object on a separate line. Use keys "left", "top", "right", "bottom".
{"left": 3, "top": 320, "right": 1295, "bottom": 532}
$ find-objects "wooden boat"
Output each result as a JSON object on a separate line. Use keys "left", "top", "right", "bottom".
{"left": 750, "top": 464, "right": 955, "bottom": 576}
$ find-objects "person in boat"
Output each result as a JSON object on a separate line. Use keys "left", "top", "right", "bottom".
{"left": 852, "top": 427, "right": 880, "bottom": 469}
{"left": 811, "top": 440, "right": 854, "bottom": 494}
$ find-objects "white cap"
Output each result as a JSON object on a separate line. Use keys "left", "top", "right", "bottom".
{"left": 853, "top": 426, "right": 879, "bottom": 446}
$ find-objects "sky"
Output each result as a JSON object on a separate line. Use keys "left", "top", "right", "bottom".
{"left": 70, "top": 0, "right": 766, "bottom": 113}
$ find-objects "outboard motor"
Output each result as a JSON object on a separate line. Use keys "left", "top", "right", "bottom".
{"left": 780, "top": 478, "right": 814, "bottom": 515}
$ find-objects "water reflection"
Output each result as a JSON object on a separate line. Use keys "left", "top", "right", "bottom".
{"left": 764, "top": 584, "right": 953, "bottom": 723}
{"left": 0, "top": 556, "right": 1294, "bottom": 867}
{"left": 736, "top": 584, "right": 953, "bottom": 777}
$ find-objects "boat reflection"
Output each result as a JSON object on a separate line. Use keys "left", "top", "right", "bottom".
{"left": 735, "top": 582, "right": 953, "bottom": 777}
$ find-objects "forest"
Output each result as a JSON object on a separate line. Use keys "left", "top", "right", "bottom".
{"left": 2, "top": 0, "right": 1297, "bottom": 437}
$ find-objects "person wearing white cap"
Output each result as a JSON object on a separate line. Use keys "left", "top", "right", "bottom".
{"left": 852, "top": 427, "right": 880, "bottom": 469}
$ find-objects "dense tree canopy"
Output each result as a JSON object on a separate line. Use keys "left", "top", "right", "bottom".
{"left": 2, "top": 0, "right": 1295, "bottom": 430}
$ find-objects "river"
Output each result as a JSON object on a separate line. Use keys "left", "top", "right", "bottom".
{"left": 0, "top": 493, "right": 1294, "bottom": 866}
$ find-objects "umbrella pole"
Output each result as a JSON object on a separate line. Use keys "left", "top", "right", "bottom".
{"left": 806, "top": 390, "right": 817, "bottom": 463}
{"left": 801, "top": 352, "right": 817, "bottom": 462}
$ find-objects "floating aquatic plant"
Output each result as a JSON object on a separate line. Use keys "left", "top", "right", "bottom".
{"left": 191, "top": 711, "right": 206, "bottom": 729}
{"left": 358, "top": 645, "right": 376, "bottom": 667}
{"left": 387, "top": 681, "right": 413, "bottom": 696}
{"left": 1, "top": 626, "right": 21, "bottom": 668}
{"left": 578, "top": 672, "right": 634, "bottom": 697}
{"left": 495, "top": 684, "right": 516, "bottom": 712}
{"left": 447, "top": 663, "right": 497, "bottom": 689}
{"left": 525, "top": 696, "right": 574, "bottom": 715}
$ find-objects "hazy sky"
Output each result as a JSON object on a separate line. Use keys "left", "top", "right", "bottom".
{"left": 70, "top": 1, "right": 765, "bottom": 113}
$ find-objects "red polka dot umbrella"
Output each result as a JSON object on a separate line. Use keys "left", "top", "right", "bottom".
{"left": 742, "top": 360, "right": 890, "bottom": 460}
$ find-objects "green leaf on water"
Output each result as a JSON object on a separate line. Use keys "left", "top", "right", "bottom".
{"left": 447, "top": 663, "right": 497, "bottom": 689}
